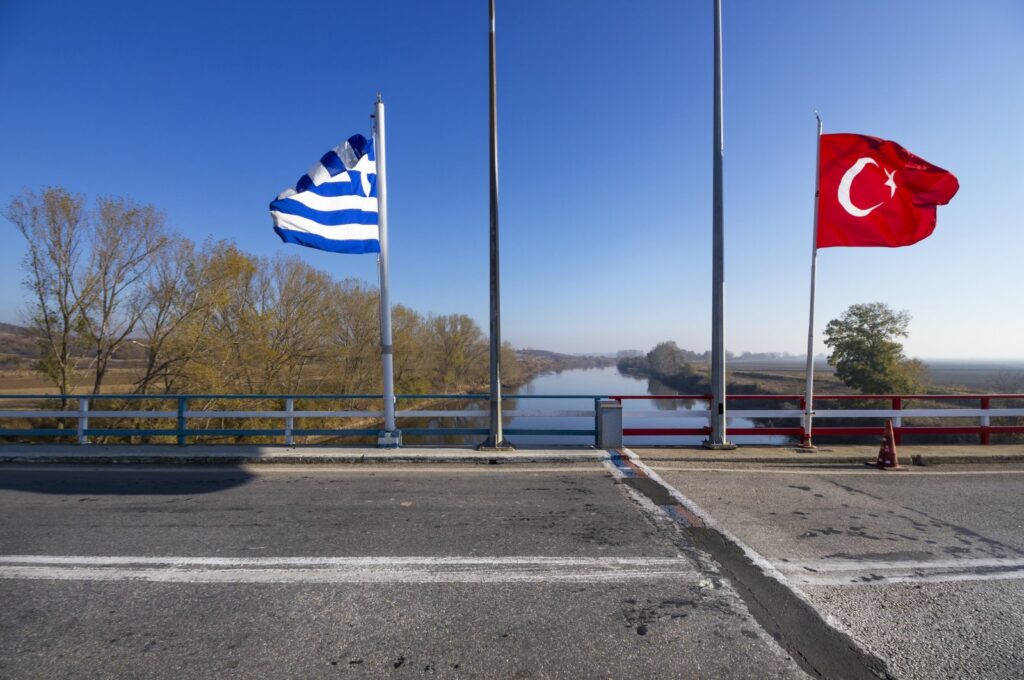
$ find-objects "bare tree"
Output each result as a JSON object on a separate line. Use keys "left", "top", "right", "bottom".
{"left": 7, "top": 188, "right": 89, "bottom": 405}
{"left": 77, "top": 197, "right": 168, "bottom": 394}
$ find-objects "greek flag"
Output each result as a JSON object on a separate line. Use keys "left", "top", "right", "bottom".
{"left": 270, "top": 134, "right": 379, "bottom": 254}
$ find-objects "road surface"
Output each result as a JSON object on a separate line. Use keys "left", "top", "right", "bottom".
{"left": 0, "top": 463, "right": 805, "bottom": 679}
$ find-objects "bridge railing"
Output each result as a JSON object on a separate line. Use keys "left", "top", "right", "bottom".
{"left": 0, "top": 392, "right": 1022, "bottom": 446}
{"left": 610, "top": 393, "right": 1024, "bottom": 445}
{"left": 0, "top": 393, "right": 607, "bottom": 446}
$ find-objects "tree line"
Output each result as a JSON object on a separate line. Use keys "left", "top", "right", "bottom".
{"left": 8, "top": 187, "right": 523, "bottom": 401}
{"left": 618, "top": 302, "right": 927, "bottom": 395}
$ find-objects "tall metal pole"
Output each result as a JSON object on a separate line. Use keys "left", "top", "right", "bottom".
{"left": 706, "top": 0, "right": 734, "bottom": 449}
{"left": 482, "top": 0, "right": 511, "bottom": 449}
{"left": 373, "top": 95, "right": 400, "bottom": 447}
{"left": 801, "top": 114, "right": 823, "bottom": 449}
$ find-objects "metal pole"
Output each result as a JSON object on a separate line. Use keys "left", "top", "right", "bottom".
{"left": 77, "top": 397, "right": 89, "bottom": 445}
{"left": 801, "top": 115, "right": 823, "bottom": 449}
{"left": 481, "top": 0, "right": 511, "bottom": 449}
{"left": 373, "top": 95, "right": 400, "bottom": 447}
{"left": 705, "top": 0, "right": 734, "bottom": 449}
{"left": 284, "top": 397, "right": 294, "bottom": 446}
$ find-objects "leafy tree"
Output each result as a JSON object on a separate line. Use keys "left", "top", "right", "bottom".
{"left": 133, "top": 237, "right": 232, "bottom": 394}
{"left": 426, "top": 314, "right": 487, "bottom": 392}
{"left": 646, "top": 341, "right": 694, "bottom": 379}
{"left": 823, "top": 302, "right": 926, "bottom": 394}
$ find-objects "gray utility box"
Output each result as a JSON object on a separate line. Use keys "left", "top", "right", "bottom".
{"left": 595, "top": 399, "right": 623, "bottom": 449}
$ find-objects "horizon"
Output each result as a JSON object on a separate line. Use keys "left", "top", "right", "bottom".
{"left": 1, "top": 1, "right": 1022, "bottom": 359}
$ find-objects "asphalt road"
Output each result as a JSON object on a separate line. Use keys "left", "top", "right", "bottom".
{"left": 652, "top": 461, "right": 1024, "bottom": 680}
{"left": 0, "top": 463, "right": 806, "bottom": 679}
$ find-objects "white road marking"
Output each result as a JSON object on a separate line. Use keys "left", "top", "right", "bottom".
{"left": 778, "top": 557, "right": 1024, "bottom": 586}
{"left": 784, "top": 557, "right": 1024, "bottom": 572}
{"left": 0, "top": 555, "right": 699, "bottom": 584}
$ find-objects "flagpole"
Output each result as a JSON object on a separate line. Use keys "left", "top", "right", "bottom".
{"left": 801, "top": 114, "right": 823, "bottom": 449}
{"left": 373, "top": 94, "right": 400, "bottom": 448}
{"left": 481, "top": 0, "right": 511, "bottom": 450}
{"left": 705, "top": 0, "right": 734, "bottom": 449}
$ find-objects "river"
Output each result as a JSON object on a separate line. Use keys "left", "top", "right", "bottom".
{"left": 404, "top": 366, "right": 787, "bottom": 447}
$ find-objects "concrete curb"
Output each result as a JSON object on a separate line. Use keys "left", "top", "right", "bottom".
{"left": 0, "top": 446, "right": 608, "bottom": 466}
{"left": 1, "top": 445, "right": 1021, "bottom": 466}
{"left": 635, "top": 454, "right": 1024, "bottom": 465}
{"left": 634, "top": 444, "right": 1024, "bottom": 466}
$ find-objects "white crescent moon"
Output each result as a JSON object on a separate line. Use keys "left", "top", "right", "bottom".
{"left": 837, "top": 157, "right": 883, "bottom": 217}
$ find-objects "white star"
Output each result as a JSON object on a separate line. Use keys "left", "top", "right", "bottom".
{"left": 884, "top": 168, "right": 897, "bottom": 198}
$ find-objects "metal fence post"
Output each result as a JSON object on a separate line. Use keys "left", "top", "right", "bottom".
{"left": 980, "top": 397, "right": 991, "bottom": 445}
{"left": 77, "top": 397, "right": 89, "bottom": 445}
{"left": 177, "top": 397, "right": 187, "bottom": 446}
{"left": 892, "top": 397, "right": 902, "bottom": 445}
{"left": 798, "top": 396, "right": 809, "bottom": 447}
{"left": 285, "top": 397, "right": 294, "bottom": 446}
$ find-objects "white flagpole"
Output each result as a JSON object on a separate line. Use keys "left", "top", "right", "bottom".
{"left": 801, "top": 114, "right": 823, "bottom": 449}
{"left": 373, "top": 94, "right": 400, "bottom": 447}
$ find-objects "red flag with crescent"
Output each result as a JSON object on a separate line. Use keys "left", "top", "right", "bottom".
{"left": 816, "top": 134, "right": 959, "bottom": 248}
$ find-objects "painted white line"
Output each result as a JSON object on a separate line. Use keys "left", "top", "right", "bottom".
{"left": 782, "top": 557, "right": 1024, "bottom": 573}
{"left": 0, "top": 555, "right": 699, "bottom": 584}
{"left": 0, "top": 566, "right": 703, "bottom": 584}
{"left": 786, "top": 568, "right": 1024, "bottom": 587}
{"left": 0, "top": 555, "right": 685, "bottom": 567}
{"left": 778, "top": 557, "right": 1024, "bottom": 586}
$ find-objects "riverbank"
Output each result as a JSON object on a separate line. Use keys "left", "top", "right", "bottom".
{"left": 616, "top": 363, "right": 848, "bottom": 396}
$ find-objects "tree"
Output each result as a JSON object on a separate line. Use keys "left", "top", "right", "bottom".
{"left": 133, "top": 239, "right": 243, "bottom": 394}
{"left": 326, "top": 279, "right": 381, "bottom": 395}
{"left": 646, "top": 341, "right": 693, "bottom": 379}
{"left": 823, "top": 302, "right": 926, "bottom": 394}
{"left": 78, "top": 196, "right": 169, "bottom": 394}
{"left": 7, "top": 188, "right": 89, "bottom": 404}
{"left": 391, "top": 305, "right": 431, "bottom": 393}
{"left": 426, "top": 314, "right": 487, "bottom": 392}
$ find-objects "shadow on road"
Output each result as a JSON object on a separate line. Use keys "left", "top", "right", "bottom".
{"left": 0, "top": 466, "right": 255, "bottom": 495}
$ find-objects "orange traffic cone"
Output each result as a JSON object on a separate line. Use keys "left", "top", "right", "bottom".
{"left": 869, "top": 420, "right": 900, "bottom": 469}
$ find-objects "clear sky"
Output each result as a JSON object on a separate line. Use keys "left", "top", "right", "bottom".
{"left": 1, "top": 0, "right": 1022, "bottom": 358}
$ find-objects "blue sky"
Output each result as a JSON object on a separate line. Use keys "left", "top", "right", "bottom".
{"left": 1, "top": 0, "right": 1022, "bottom": 358}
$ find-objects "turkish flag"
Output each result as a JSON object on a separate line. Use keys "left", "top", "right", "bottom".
{"left": 816, "top": 133, "right": 958, "bottom": 248}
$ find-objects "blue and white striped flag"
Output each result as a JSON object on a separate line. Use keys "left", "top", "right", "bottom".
{"left": 270, "top": 134, "right": 380, "bottom": 254}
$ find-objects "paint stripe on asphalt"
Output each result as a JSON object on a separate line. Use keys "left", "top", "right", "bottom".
{"left": 0, "top": 555, "right": 700, "bottom": 584}
{"left": 779, "top": 557, "right": 1024, "bottom": 586}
